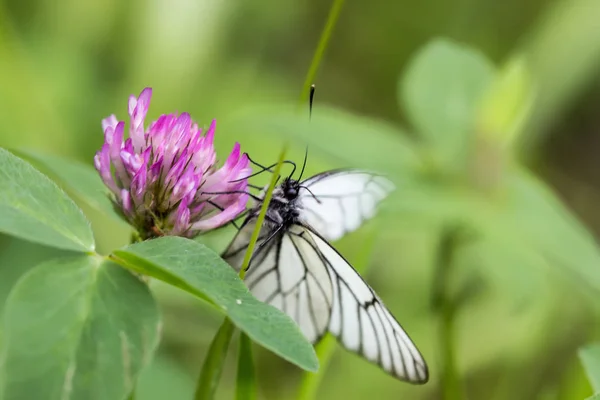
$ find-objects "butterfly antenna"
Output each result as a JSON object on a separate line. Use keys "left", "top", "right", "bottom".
{"left": 309, "top": 84, "right": 316, "bottom": 121}
{"left": 202, "top": 190, "right": 263, "bottom": 202}
{"left": 298, "top": 147, "right": 308, "bottom": 181}
{"left": 297, "top": 84, "right": 315, "bottom": 181}
{"left": 231, "top": 158, "right": 297, "bottom": 182}
{"left": 287, "top": 161, "right": 297, "bottom": 179}
{"left": 245, "top": 153, "right": 269, "bottom": 170}
{"left": 299, "top": 185, "right": 321, "bottom": 204}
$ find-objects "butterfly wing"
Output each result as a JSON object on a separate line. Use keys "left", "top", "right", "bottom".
{"left": 223, "top": 170, "right": 426, "bottom": 383}
{"left": 292, "top": 226, "right": 429, "bottom": 383}
{"left": 222, "top": 219, "right": 334, "bottom": 343}
{"left": 297, "top": 170, "right": 395, "bottom": 241}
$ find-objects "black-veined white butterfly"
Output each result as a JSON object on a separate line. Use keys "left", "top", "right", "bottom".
{"left": 222, "top": 157, "right": 429, "bottom": 384}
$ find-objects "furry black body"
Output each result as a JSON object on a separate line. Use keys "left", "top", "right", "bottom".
{"left": 251, "top": 177, "right": 303, "bottom": 229}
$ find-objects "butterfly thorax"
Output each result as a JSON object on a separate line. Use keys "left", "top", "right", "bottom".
{"left": 256, "top": 177, "right": 303, "bottom": 228}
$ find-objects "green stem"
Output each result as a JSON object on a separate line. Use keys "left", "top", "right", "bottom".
{"left": 432, "top": 227, "right": 464, "bottom": 400}
{"left": 296, "top": 335, "right": 336, "bottom": 400}
{"left": 235, "top": 333, "right": 257, "bottom": 400}
{"left": 238, "top": 147, "right": 288, "bottom": 280}
{"left": 194, "top": 319, "right": 236, "bottom": 400}
{"left": 297, "top": 0, "right": 346, "bottom": 108}
{"left": 192, "top": 148, "right": 288, "bottom": 400}
{"left": 296, "top": 230, "right": 377, "bottom": 400}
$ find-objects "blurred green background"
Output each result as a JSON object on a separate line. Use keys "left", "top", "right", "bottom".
{"left": 2, "top": 0, "right": 600, "bottom": 399}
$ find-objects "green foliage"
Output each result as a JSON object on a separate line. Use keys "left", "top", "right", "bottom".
{"left": 400, "top": 39, "right": 495, "bottom": 169}
{"left": 0, "top": 148, "right": 94, "bottom": 252}
{"left": 521, "top": 0, "right": 600, "bottom": 149}
{"left": 1, "top": 0, "right": 600, "bottom": 396}
{"left": 580, "top": 344, "right": 600, "bottom": 393}
{"left": 477, "top": 56, "right": 535, "bottom": 147}
{"left": 0, "top": 255, "right": 160, "bottom": 400}
{"left": 14, "top": 149, "right": 128, "bottom": 226}
{"left": 112, "top": 237, "right": 318, "bottom": 372}
{"left": 390, "top": 168, "right": 600, "bottom": 294}
{"left": 500, "top": 171, "right": 600, "bottom": 293}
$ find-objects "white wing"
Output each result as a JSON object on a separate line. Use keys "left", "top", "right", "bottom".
{"left": 222, "top": 219, "right": 334, "bottom": 343}
{"left": 293, "top": 227, "right": 429, "bottom": 383}
{"left": 297, "top": 170, "right": 395, "bottom": 241}
{"left": 224, "top": 218, "right": 428, "bottom": 383}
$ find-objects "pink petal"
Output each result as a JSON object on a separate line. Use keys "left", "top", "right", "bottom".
{"left": 171, "top": 196, "right": 191, "bottom": 236}
{"left": 129, "top": 87, "right": 152, "bottom": 151}
{"left": 93, "top": 144, "right": 119, "bottom": 194}
{"left": 108, "top": 122, "right": 130, "bottom": 187}
{"left": 121, "top": 189, "right": 133, "bottom": 216}
{"left": 102, "top": 114, "right": 119, "bottom": 133}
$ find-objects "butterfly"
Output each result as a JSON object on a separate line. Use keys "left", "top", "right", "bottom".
{"left": 222, "top": 158, "right": 429, "bottom": 383}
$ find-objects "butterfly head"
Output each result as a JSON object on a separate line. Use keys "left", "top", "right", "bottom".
{"left": 281, "top": 177, "right": 301, "bottom": 200}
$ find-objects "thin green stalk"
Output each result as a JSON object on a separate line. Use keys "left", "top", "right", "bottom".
{"left": 239, "top": 147, "right": 288, "bottom": 281}
{"left": 295, "top": 335, "right": 336, "bottom": 400}
{"left": 431, "top": 226, "right": 464, "bottom": 400}
{"left": 439, "top": 297, "right": 460, "bottom": 400}
{"left": 296, "top": 229, "right": 378, "bottom": 400}
{"left": 298, "top": 0, "right": 346, "bottom": 108}
{"left": 194, "top": 319, "right": 236, "bottom": 400}
{"left": 235, "top": 333, "right": 257, "bottom": 400}
{"left": 193, "top": 148, "right": 288, "bottom": 400}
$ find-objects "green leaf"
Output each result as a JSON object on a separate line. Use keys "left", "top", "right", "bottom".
{"left": 385, "top": 168, "right": 600, "bottom": 295}
{"left": 235, "top": 333, "right": 256, "bottom": 400}
{"left": 14, "top": 149, "right": 127, "bottom": 226}
{"left": 503, "top": 170, "right": 600, "bottom": 294}
{"left": 383, "top": 175, "right": 489, "bottom": 226}
{"left": 580, "top": 344, "right": 600, "bottom": 392}
{"left": 400, "top": 38, "right": 495, "bottom": 166}
{"left": 587, "top": 394, "right": 600, "bottom": 400}
{"left": 0, "top": 148, "right": 94, "bottom": 252}
{"left": 228, "top": 104, "right": 421, "bottom": 175}
{"left": 0, "top": 235, "right": 69, "bottom": 329}
{"left": 476, "top": 56, "right": 536, "bottom": 147}
{"left": 0, "top": 255, "right": 161, "bottom": 400}
{"left": 112, "top": 237, "right": 318, "bottom": 373}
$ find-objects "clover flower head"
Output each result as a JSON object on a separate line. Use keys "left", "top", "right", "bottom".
{"left": 94, "top": 87, "right": 251, "bottom": 238}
